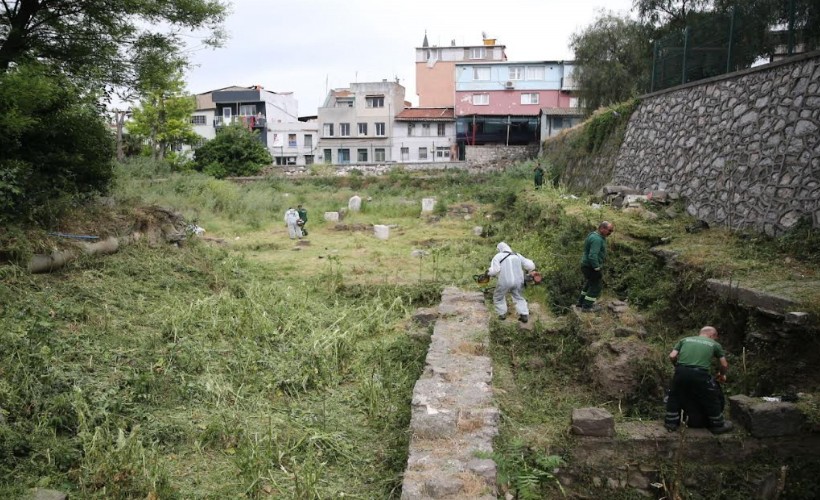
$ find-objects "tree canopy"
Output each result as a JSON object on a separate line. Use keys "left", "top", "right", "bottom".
{"left": 0, "top": 0, "right": 227, "bottom": 93}
{"left": 570, "top": 12, "right": 651, "bottom": 113}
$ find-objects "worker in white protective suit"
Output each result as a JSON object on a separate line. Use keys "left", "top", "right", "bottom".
{"left": 284, "top": 207, "right": 303, "bottom": 239}
{"left": 487, "top": 242, "right": 536, "bottom": 323}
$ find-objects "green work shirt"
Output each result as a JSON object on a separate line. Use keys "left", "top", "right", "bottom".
{"left": 674, "top": 336, "right": 725, "bottom": 370}
{"left": 581, "top": 231, "right": 607, "bottom": 269}
{"left": 297, "top": 208, "right": 307, "bottom": 222}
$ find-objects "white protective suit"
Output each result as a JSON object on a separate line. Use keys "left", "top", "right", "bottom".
{"left": 284, "top": 208, "right": 303, "bottom": 239}
{"left": 487, "top": 242, "right": 536, "bottom": 317}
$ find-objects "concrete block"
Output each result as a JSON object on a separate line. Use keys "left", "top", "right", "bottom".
{"left": 571, "top": 407, "right": 615, "bottom": 437}
{"left": 323, "top": 211, "right": 339, "bottom": 222}
{"left": 729, "top": 395, "right": 806, "bottom": 437}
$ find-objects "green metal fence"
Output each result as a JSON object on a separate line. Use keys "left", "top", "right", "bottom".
{"left": 651, "top": 0, "right": 819, "bottom": 92}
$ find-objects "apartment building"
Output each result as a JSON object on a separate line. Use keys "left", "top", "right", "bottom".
{"left": 454, "top": 60, "right": 583, "bottom": 152}
{"left": 415, "top": 33, "right": 507, "bottom": 107}
{"left": 393, "top": 107, "right": 456, "bottom": 163}
{"left": 189, "top": 85, "right": 320, "bottom": 166}
{"left": 317, "top": 80, "right": 407, "bottom": 164}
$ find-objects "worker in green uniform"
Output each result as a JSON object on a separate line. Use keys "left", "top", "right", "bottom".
{"left": 576, "top": 221, "right": 613, "bottom": 312}
{"left": 533, "top": 164, "right": 545, "bottom": 189}
{"left": 664, "top": 326, "right": 733, "bottom": 434}
{"left": 297, "top": 204, "right": 308, "bottom": 237}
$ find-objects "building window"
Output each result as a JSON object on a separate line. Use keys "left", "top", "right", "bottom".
{"left": 338, "top": 148, "right": 350, "bottom": 164}
{"left": 509, "top": 66, "right": 525, "bottom": 80}
{"left": 436, "top": 147, "right": 450, "bottom": 158}
{"left": 526, "top": 66, "right": 545, "bottom": 80}
{"left": 375, "top": 122, "right": 386, "bottom": 136}
{"left": 336, "top": 97, "right": 354, "bottom": 107}
{"left": 305, "top": 155, "right": 314, "bottom": 165}
{"left": 304, "top": 134, "right": 313, "bottom": 148}
{"left": 288, "top": 133, "right": 297, "bottom": 147}
{"left": 374, "top": 148, "right": 386, "bottom": 161}
{"left": 239, "top": 105, "right": 256, "bottom": 116}
{"left": 419, "top": 147, "right": 428, "bottom": 160}
{"left": 323, "top": 149, "right": 332, "bottom": 164}
{"left": 366, "top": 95, "right": 384, "bottom": 108}
{"left": 323, "top": 123, "right": 334, "bottom": 136}
{"left": 421, "top": 123, "right": 431, "bottom": 136}
{"left": 521, "top": 93, "right": 539, "bottom": 105}
{"left": 470, "top": 47, "right": 486, "bottom": 59}
{"left": 191, "top": 115, "right": 207, "bottom": 125}
{"left": 357, "top": 149, "right": 368, "bottom": 162}
{"left": 401, "top": 147, "right": 409, "bottom": 161}
{"left": 569, "top": 97, "right": 579, "bottom": 108}
{"left": 408, "top": 123, "right": 416, "bottom": 136}
{"left": 340, "top": 123, "right": 350, "bottom": 136}
{"left": 472, "top": 67, "right": 490, "bottom": 80}
{"left": 437, "top": 123, "right": 446, "bottom": 136}
{"left": 358, "top": 122, "right": 368, "bottom": 135}
{"left": 471, "top": 94, "right": 489, "bottom": 105}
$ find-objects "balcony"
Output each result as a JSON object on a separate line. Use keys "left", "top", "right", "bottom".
{"left": 214, "top": 115, "right": 267, "bottom": 129}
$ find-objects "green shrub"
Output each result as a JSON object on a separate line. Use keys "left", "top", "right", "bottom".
{"left": 193, "top": 125, "right": 271, "bottom": 178}
{"left": 0, "top": 63, "right": 115, "bottom": 225}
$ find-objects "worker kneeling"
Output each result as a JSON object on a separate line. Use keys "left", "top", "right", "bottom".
{"left": 664, "top": 326, "right": 733, "bottom": 434}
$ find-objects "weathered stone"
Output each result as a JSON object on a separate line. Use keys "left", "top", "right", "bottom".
{"left": 421, "top": 197, "right": 437, "bottom": 213}
{"left": 348, "top": 195, "right": 362, "bottom": 212}
{"left": 785, "top": 311, "right": 811, "bottom": 325}
{"left": 323, "top": 211, "right": 340, "bottom": 222}
{"left": 374, "top": 224, "right": 390, "bottom": 240}
{"left": 29, "top": 489, "right": 67, "bottom": 500}
{"left": 571, "top": 407, "right": 615, "bottom": 437}
{"left": 706, "top": 279, "right": 796, "bottom": 313}
{"left": 467, "top": 458, "right": 497, "bottom": 483}
{"left": 412, "top": 307, "right": 438, "bottom": 327}
{"left": 728, "top": 395, "right": 806, "bottom": 437}
{"left": 614, "top": 326, "right": 647, "bottom": 338}
{"left": 588, "top": 339, "right": 656, "bottom": 398}
{"left": 423, "top": 477, "right": 464, "bottom": 497}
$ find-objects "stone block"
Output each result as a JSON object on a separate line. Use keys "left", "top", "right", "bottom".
{"left": 411, "top": 408, "right": 457, "bottom": 439}
{"left": 374, "top": 224, "right": 390, "bottom": 240}
{"left": 323, "top": 211, "right": 339, "bottom": 222}
{"left": 422, "top": 197, "right": 437, "bottom": 213}
{"left": 728, "top": 395, "right": 806, "bottom": 437}
{"left": 571, "top": 407, "right": 615, "bottom": 437}
{"left": 348, "top": 195, "right": 362, "bottom": 211}
{"left": 29, "top": 489, "right": 67, "bottom": 500}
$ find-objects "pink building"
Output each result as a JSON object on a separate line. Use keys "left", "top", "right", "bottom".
{"left": 415, "top": 33, "right": 507, "bottom": 108}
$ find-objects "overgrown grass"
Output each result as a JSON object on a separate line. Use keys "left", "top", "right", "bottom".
{"left": 3, "top": 159, "right": 818, "bottom": 498}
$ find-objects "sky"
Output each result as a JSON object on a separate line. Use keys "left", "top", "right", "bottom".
{"left": 184, "top": 0, "right": 636, "bottom": 116}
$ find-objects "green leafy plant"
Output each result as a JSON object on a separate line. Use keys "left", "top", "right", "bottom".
{"left": 193, "top": 124, "right": 272, "bottom": 178}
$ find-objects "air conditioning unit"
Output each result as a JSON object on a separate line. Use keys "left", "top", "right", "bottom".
{"left": 504, "top": 81, "right": 514, "bottom": 89}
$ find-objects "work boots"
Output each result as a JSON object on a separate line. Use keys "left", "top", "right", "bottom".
{"left": 709, "top": 421, "right": 734, "bottom": 435}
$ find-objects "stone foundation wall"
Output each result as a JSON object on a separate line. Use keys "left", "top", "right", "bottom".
{"left": 613, "top": 51, "right": 820, "bottom": 235}
{"left": 464, "top": 144, "right": 537, "bottom": 170}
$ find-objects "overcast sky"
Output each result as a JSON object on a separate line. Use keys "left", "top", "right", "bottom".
{"left": 184, "top": 0, "right": 636, "bottom": 115}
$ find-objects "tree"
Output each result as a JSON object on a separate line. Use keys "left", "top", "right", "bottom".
{"left": 128, "top": 71, "right": 199, "bottom": 161}
{"left": 0, "top": 0, "right": 227, "bottom": 93}
{"left": 194, "top": 125, "right": 272, "bottom": 179}
{"left": 570, "top": 12, "right": 652, "bottom": 113}
{"left": 634, "top": 0, "right": 713, "bottom": 29}
{"left": 0, "top": 63, "right": 114, "bottom": 224}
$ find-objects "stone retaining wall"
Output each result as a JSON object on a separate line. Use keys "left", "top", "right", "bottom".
{"left": 613, "top": 51, "right": 820, "bottom": 235}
